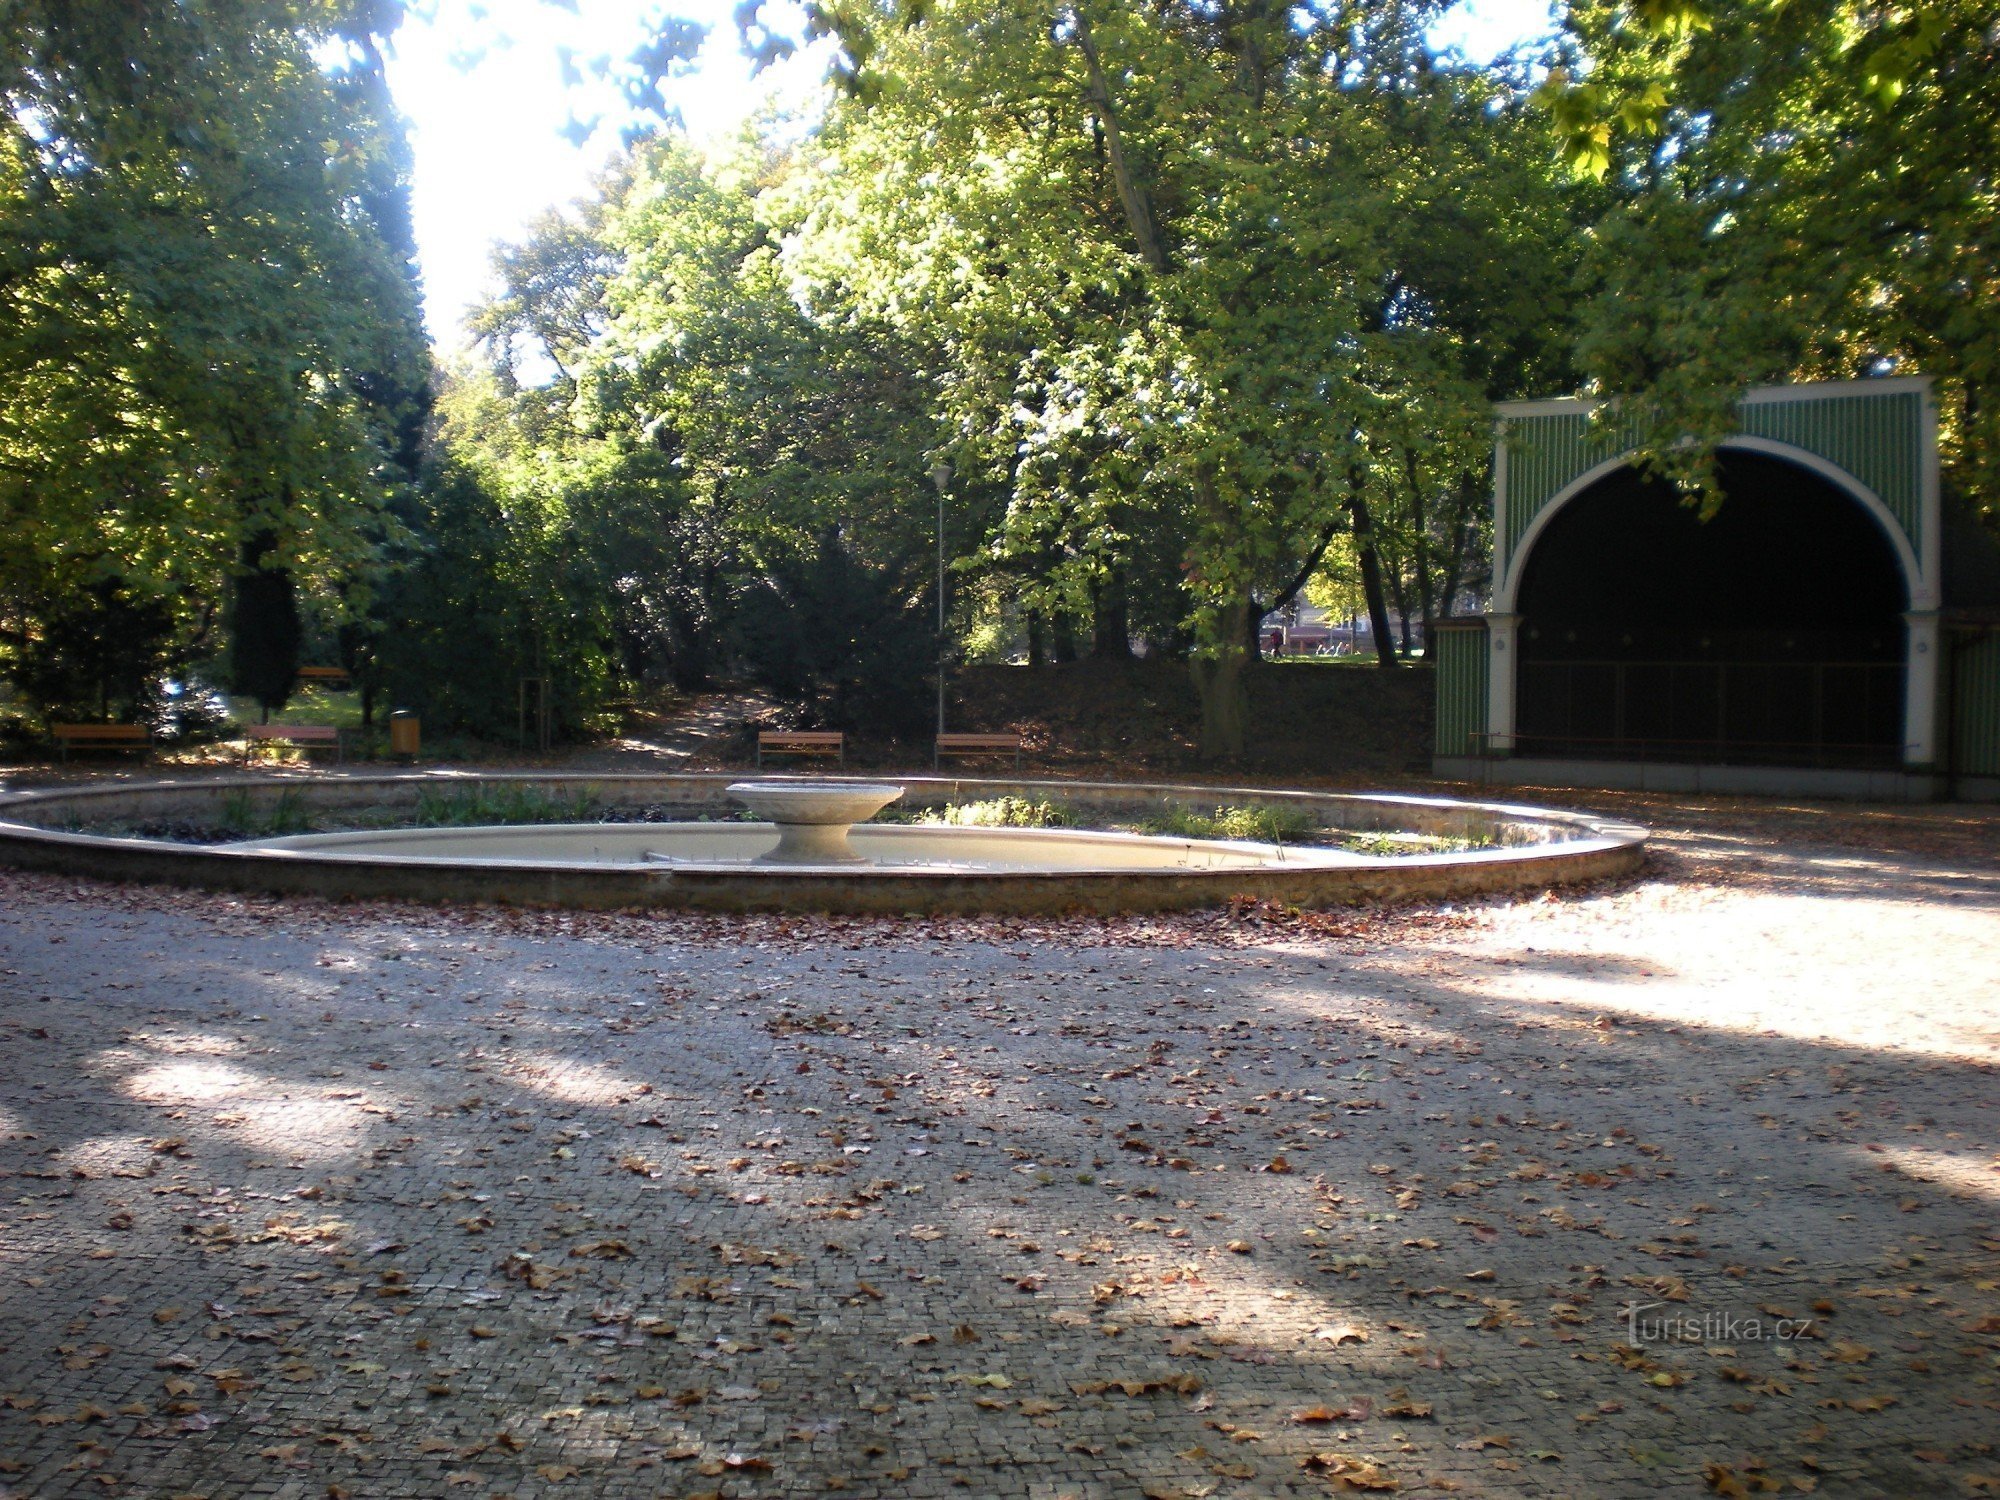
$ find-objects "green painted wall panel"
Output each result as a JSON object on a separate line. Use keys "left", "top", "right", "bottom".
{"left": 1503, "top": 412, "right": 1638, "bottom": 558}
{"left": 1953, "top": 634, "right": 2000, "bottom": 778}
{"left": 1433, "top": 625, "right": 1489, "bottom": 757}
{"left": 1740, "top": 391, "right": 1924, "bottom": 553}
{"left": 1503, "top": 387, "right": 1925, "bottom": 563}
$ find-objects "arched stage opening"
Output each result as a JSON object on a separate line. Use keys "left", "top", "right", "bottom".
{"left": 1512, "top": 452, "right": 1910, "bottom": 766}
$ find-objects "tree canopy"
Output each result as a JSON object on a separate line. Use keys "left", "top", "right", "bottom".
{"left": 0, "top": 0, "right": 1990, "bottom": 754}
{"left": 0, "top": 0, "right": 426, "bottom": 719}
{"left": 1546, "top": 0, "right": 1996, "bottom": 513}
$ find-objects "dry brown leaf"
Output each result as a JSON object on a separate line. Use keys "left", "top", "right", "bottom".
{"left": 1300, "top": 1451, "right": 1400, "bottom": 1491}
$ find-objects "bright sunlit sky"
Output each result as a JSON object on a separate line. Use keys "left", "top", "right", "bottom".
{"left": 386, "top": 0, "right": 1558, "bottom": 347}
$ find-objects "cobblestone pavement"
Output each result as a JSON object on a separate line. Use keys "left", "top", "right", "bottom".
{"left": 1, "top": 800, "right": 1997, "bottom": 1498}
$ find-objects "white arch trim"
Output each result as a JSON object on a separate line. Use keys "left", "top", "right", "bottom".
{"left": 1494, "top": 436, "right": 1934, "bottom": 615}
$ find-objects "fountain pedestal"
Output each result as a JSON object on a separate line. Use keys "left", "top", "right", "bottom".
{"left": 725, "top": 781, "right": 906, "bottom": 864}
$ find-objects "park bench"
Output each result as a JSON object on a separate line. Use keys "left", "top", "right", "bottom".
{"left": 756, "top": 730, "right": 845, "bottom": 767}
{"left": 295, "top": 665, "right": 352, "bottom": 689}
{"left": 934, "top": 731, "right": 1024, "bottom": 770}
{"left": 243, "top": 723, "right": 344, "bottom": 764}
{"left": 51, "top": 723, "right": 151, "bottom": 762}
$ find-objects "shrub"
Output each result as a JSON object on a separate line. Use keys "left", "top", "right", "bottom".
{"left": 731, "top": 531, "right": 934, "bottom": 736}
{"left": 218, "top": 788, "right": 315, "bottom": 838}
{"left": 918, "top": 796, "right": 1074, "bottom": 829}
{"left": 412, "top": 783, "right": 600, "bottom": 827}
{"left": 1139, "top": 802, "right": 1320, "bottom": 844}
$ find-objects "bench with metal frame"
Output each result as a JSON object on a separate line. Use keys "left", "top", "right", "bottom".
{"left": 295, "top": 665, "right": 352, "bottom": 689}
{"left": 756, "top": 730, "right": 845, "bottom": 767}
{"left": 933, "top": 732, "right": 1024, "bottom": 770}
{"left": 52, "top": 723, "right": 151, "bottom": 762}
{"left": 243, "top": 723, "right": 345, "bottom": 764}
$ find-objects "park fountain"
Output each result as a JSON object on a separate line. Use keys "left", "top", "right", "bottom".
{"left": 0, "top": 772, "right": 1648, "bottom": 914}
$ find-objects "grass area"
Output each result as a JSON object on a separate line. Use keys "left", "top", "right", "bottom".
{"left": 413, "top": 784, "right": 601, "bottom": 827}
{"left": 225, "top": 686, "right": 368, "bottom": 733}
{"left": 1334, "top": 829, "right": 1490, "bottom": 855}
{"left": 217, "top": 788, "right": 317, "bottom": 838}
{"left": 1137, "top": 801, "right": 1322, "bottom": 844}
{"left": 907, "top": 796, "right": 1076, "bottom": 829}
{"left": 871, "top": 796, "right": 1494, "bottom": 854}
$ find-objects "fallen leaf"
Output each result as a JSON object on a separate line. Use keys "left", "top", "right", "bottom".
{"left": 1300, "top": 1451, "right": 1400, "bottom": 1491}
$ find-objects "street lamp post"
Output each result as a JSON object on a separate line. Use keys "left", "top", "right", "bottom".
{"left": 929, "top": 460, "right": 951, "bottom": 762}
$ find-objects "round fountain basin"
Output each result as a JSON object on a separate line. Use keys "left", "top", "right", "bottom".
{"left": 221, "top": 821, "right": 1315, "bottom": 873}
{"left": 0, "top": 773, "right": 1649, "bottom": 914}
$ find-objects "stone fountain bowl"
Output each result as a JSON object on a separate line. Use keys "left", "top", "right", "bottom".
{"left": 725, "top": 780, "right": 906, "bottom": 863}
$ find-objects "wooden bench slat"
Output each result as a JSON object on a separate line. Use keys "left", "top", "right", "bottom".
{"left": 243, "top": 724, "right": 344, "bottom": 763}
{"left": 245, "top": 724, "right": 341, "bottom": 741}
{"left": 52, "top": 724, "right": 152, "bottom": 761}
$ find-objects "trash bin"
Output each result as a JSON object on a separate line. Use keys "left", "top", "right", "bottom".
{"left": 388, "top": 710, "right": 420, "bottom": 761}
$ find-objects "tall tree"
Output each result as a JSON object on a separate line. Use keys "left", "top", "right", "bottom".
{"left": 0, "top": 0, "right": 427, "bottom": 720}
{"left": 782, "top": 0, "right": 1583, "bottom": 752}
{"left": 1544, "top": 0, "right": 1997, "bottom": 515}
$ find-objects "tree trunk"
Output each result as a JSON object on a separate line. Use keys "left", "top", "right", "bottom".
{"left": 1269, "top": 514, "right": 1343, "bottom": 616}
{"left": 1404, "top": 450, "right": 1436, "bottom": 640}
{"left": 230, "top": 530, "right": 303, "bottom": 717}
{"left": 1387, "top": 562, "right": 1414, "bottom": 656}
{"left": 1090, "top": 567, "right": 1133, "bottom": 658}
{"left": 1051, "top": 612, "right": 1079, "bottom": 663}
{"left": 1346, "top": 483, "right": 1400, "bottom": 669}
{"left": 1191, "top": 596, "right": 1252, "bottom": 760}
{"left": 1072, "top": 9, "right": 1171, "bottom": 274}
{"left": 1027, "top": 609, "right": 1046, "bottom": 667}
{"left": 1435, "top": 473, "right": 1483, "bottom": 618}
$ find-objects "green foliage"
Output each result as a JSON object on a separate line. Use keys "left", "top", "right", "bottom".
{"left": 218, "top": 788, "right": 315, "bottom": 839}
{"left": 1332, "top": 828, "right": 1493, "bottom": 855}
{"left": 919, "top": 797, "right": 1075, "bottom": 829}
{"left": 20, "top": 0, "right": 1986, "bottom": 748}
{"left": 412, "top": 784, "right": 602, "bottom": 827}
{"left": 371, "top": 402, "right": 619, "bottom": 740}
{"left": 422, "top": 134, "right": 944, "bottom": 729}
{"left": 9, "top": 577, "right": 178, "bottom": 724}
{"left": 731, "top": 531, "right": 936, "bottom": 734}
{"left": 0, "top": 0, "right": 428, "bottom": 722}
{"left": 371, "top": 15, "right": 1594, "bottom": 750}
{"left": 1138, "top": 803, "right": 1321, "bottom": 845}
{"left": 228, "top": 542, "right": 303, "bottom": 721}
{"left": 1546, "top": 0, "right": 1999, "bottom": 516}
{"left": 1304, "top": 535, "right": 1368, "bottom": 629}
{"left": 415, "top": 10, "right": 1589, "bottom": 753}
{"left": 778, "top": 0, "right": 1590, "bottom": 745}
